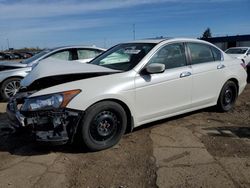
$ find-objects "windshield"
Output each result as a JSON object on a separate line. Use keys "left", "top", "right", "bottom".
{"left": 225, "top": 48, "right": 248, "bottom": 54}
{"left": 90, "top": 43, "right": 156, "bottom": 71}
{"left": 20, "top": 49, "right": 51, "bottom": 64}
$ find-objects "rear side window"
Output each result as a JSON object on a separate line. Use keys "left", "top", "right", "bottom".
{"left": 187, "top": 43, "right": 214, "bottom": 64}
{"left": 211, "top": 46, "right": 222, "bottom": 61}
{"left": 77, "top": 49, "right": 102, "bottom": 59}
{"left": 49, "top": 50, "right": 72, "bottom": 61}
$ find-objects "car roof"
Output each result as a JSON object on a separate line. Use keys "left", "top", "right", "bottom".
{"left": 51, "top": 45, "right": 106, "bottom": 51}
{"left": 128, "top": 38, "right": 170, "bottom": 44}
{"left": 123, "top": 38, "right": 213, "bottom": 45}
{"left": 227, "top": 47, "right": 250, "bottom": 49}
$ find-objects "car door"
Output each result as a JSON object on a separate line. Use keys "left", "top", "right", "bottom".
{"left": 135, "top": 42, "right": 192, "bottom": 124}
{"left": 187, "top": 42, "right": 226, "bottom": 107}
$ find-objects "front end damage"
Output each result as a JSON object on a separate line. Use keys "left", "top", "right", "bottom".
{"left": 6, "top": 58, "right": 121, "bottom": 145}
{"left": 7, "top": 91, "right": 83, "bottom": 145}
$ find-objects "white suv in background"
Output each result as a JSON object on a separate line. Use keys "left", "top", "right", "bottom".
{"left": 225, "top": 47, "right": 250, "bottom": 67}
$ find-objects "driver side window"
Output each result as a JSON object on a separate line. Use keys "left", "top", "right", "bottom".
{"left": 148, "top": 43, "right": 187, "bottom": 69}
{"left": 49, "top": 50, "right": 72, "bottom": 61}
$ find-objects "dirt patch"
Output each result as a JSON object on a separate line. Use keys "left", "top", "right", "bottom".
{"left": 67, "top": 129, "right": 157, "bottom": 188}
{"left": 201, "top": 135, "right": 250, "bottom": 157}
{"left": 199, "top": 84, "right": 250, "bottom": 158}
{"left": 0, "top": 120, "right": 157, "bottom": 187}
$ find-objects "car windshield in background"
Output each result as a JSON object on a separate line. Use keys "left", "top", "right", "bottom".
{"left": 90, "top": 43, "right": 156, "bottom": 71}
{"left": 20, "top": 49, "right": 51, "bottom": 64}
{"left": 225, "top": 48, "right": 247, "bottom": 54}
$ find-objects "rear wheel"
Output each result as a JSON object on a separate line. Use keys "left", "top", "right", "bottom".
{"left": 217, "top": 81, "right": 238, "bottom": 112}
{"left": 79, "top": 101, "right": 127, "bottom": 151}
{"left": 0, "top": 77, "right": 21, "bottom": 101}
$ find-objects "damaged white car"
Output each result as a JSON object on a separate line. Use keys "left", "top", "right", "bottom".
{"left": 7, "top": 38, "right": 247, "bottom": 151}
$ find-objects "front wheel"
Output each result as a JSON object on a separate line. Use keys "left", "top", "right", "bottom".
{"left": 0, "top": 77, "right": 21, "bottom": 101}
{"left": 217, "top": 81, "right": 238, "bottom": 112}
{"left": 79, "top": 101, "right": 127, "bottom": 151}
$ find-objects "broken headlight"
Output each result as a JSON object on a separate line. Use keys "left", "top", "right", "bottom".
{"left": 21, "top": 90, "right": 81, "bottom": 111}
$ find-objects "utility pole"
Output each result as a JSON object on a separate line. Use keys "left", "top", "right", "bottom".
{"left": 133, "top": 24, "right": 135, "bottom": 40}
{"left": 6, "top": 38, "right": 9, "bottom": 50}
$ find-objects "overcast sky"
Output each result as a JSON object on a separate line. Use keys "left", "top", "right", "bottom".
{"left": 0, "top": 0, "right": 249, "bottom": 49}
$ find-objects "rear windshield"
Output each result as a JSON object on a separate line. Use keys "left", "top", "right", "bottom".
{"left": 225, "top": 48, "right": 247, "bottom": 54}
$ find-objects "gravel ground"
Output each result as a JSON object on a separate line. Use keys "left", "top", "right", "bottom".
{"left": 0, "top": 74, "right": 249, "bottom": 188}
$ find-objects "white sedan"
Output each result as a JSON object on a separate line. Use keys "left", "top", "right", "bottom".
{"left": 7, "top": 38, "right": 247, "bottom": 151}
{"left": 0, "top": 46, "right": 105, "bottom": 100}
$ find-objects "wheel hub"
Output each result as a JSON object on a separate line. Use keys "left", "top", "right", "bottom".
{"left": 97, "top": 119, "right": 113, "bottom": 137}
{"left": 224, "top": 89, "right": 233, "bottom": 104}
{"left": 90, "top": 111, "right": 118, "bottom": 141}
{"left": 4, "top": 80, "right": 20, "bottom": 98}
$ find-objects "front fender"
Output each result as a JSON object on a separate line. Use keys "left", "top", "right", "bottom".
{"left": 0, "top": 67, "right": 31, "bottom": 83}
{"left": 67, "top": 92, "right": 136, "bottom": 120}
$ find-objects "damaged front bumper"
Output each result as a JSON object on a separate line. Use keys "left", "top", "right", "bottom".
{"left": 7, "top": 92, "right": 83, "bottom": 145}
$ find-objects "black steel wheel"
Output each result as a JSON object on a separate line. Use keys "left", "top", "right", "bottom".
{"left": 80, "top": 101, "right": 127, "bottom": 151}
{"left": 217, "top": 80, "right": 238, "bottom": 112}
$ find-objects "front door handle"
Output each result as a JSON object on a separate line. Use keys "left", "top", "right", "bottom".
{"left": 180, "top": 72, "right": 192, "bottom": 78}
{"left": 217, "top": 64, "right": 225, "bottom": 69}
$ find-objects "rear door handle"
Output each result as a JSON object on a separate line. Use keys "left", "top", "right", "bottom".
{"left": 217, "top": 64, "right": 225, "bottom": 69}
{"left": 180, "top": 72, "right": 192, "bottom": 78}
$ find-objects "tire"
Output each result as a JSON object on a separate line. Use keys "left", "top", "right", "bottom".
{"left": 217, "top": 81, "right": 238, "bottom": 112}
{"left": 79, "top": 101, "right": 127, "bottom": 151}
{"left": 0, "top": 77, "right": 21, "bottom": 101}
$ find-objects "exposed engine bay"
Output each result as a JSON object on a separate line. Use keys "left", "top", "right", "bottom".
{"left": 7, "top": 91, "right": 83, "bottom": 144}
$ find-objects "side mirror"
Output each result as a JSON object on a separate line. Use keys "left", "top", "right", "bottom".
{"left": 247, "top": 52, "right": 250, "bottom": 56}
{"left": 145, "top": 63, "right": 165, "bottom": 74}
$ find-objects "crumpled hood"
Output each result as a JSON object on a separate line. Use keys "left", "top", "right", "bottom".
{"left": 21, "top": 58, "right": 119, "bottom": 87}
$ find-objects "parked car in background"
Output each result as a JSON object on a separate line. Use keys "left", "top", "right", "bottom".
{"left": 7, "top": 38, "right": 247, "bottom": 151}
{"left": 13, "top": 52, "right": 25, "bottom": 59}
{"left": 0, "top": 45, "right": 105, "bottom": 100}
{"left": 0, "top": 52, "right": 20, "bottom": 60}
{"left": 225, "top": 47, "right": 250, "bottom": 67}
{"left": 0, "top": 52, "right": 12, "bottom": 60}
{"left": 3, "top": 53, "right": 13, "bottom": 60}
{"left": 0, "top": 53, "right": 5, "bottom": 60}
{"left": 6, "top": 53, "right": 19, "bottom": 59}
{"left": 23, "top": 52, "right": 33, "bottom": 59}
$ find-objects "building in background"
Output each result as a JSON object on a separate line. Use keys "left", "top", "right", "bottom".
{"left": 203, "top": 34, "right": 250, "bottom": 51}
